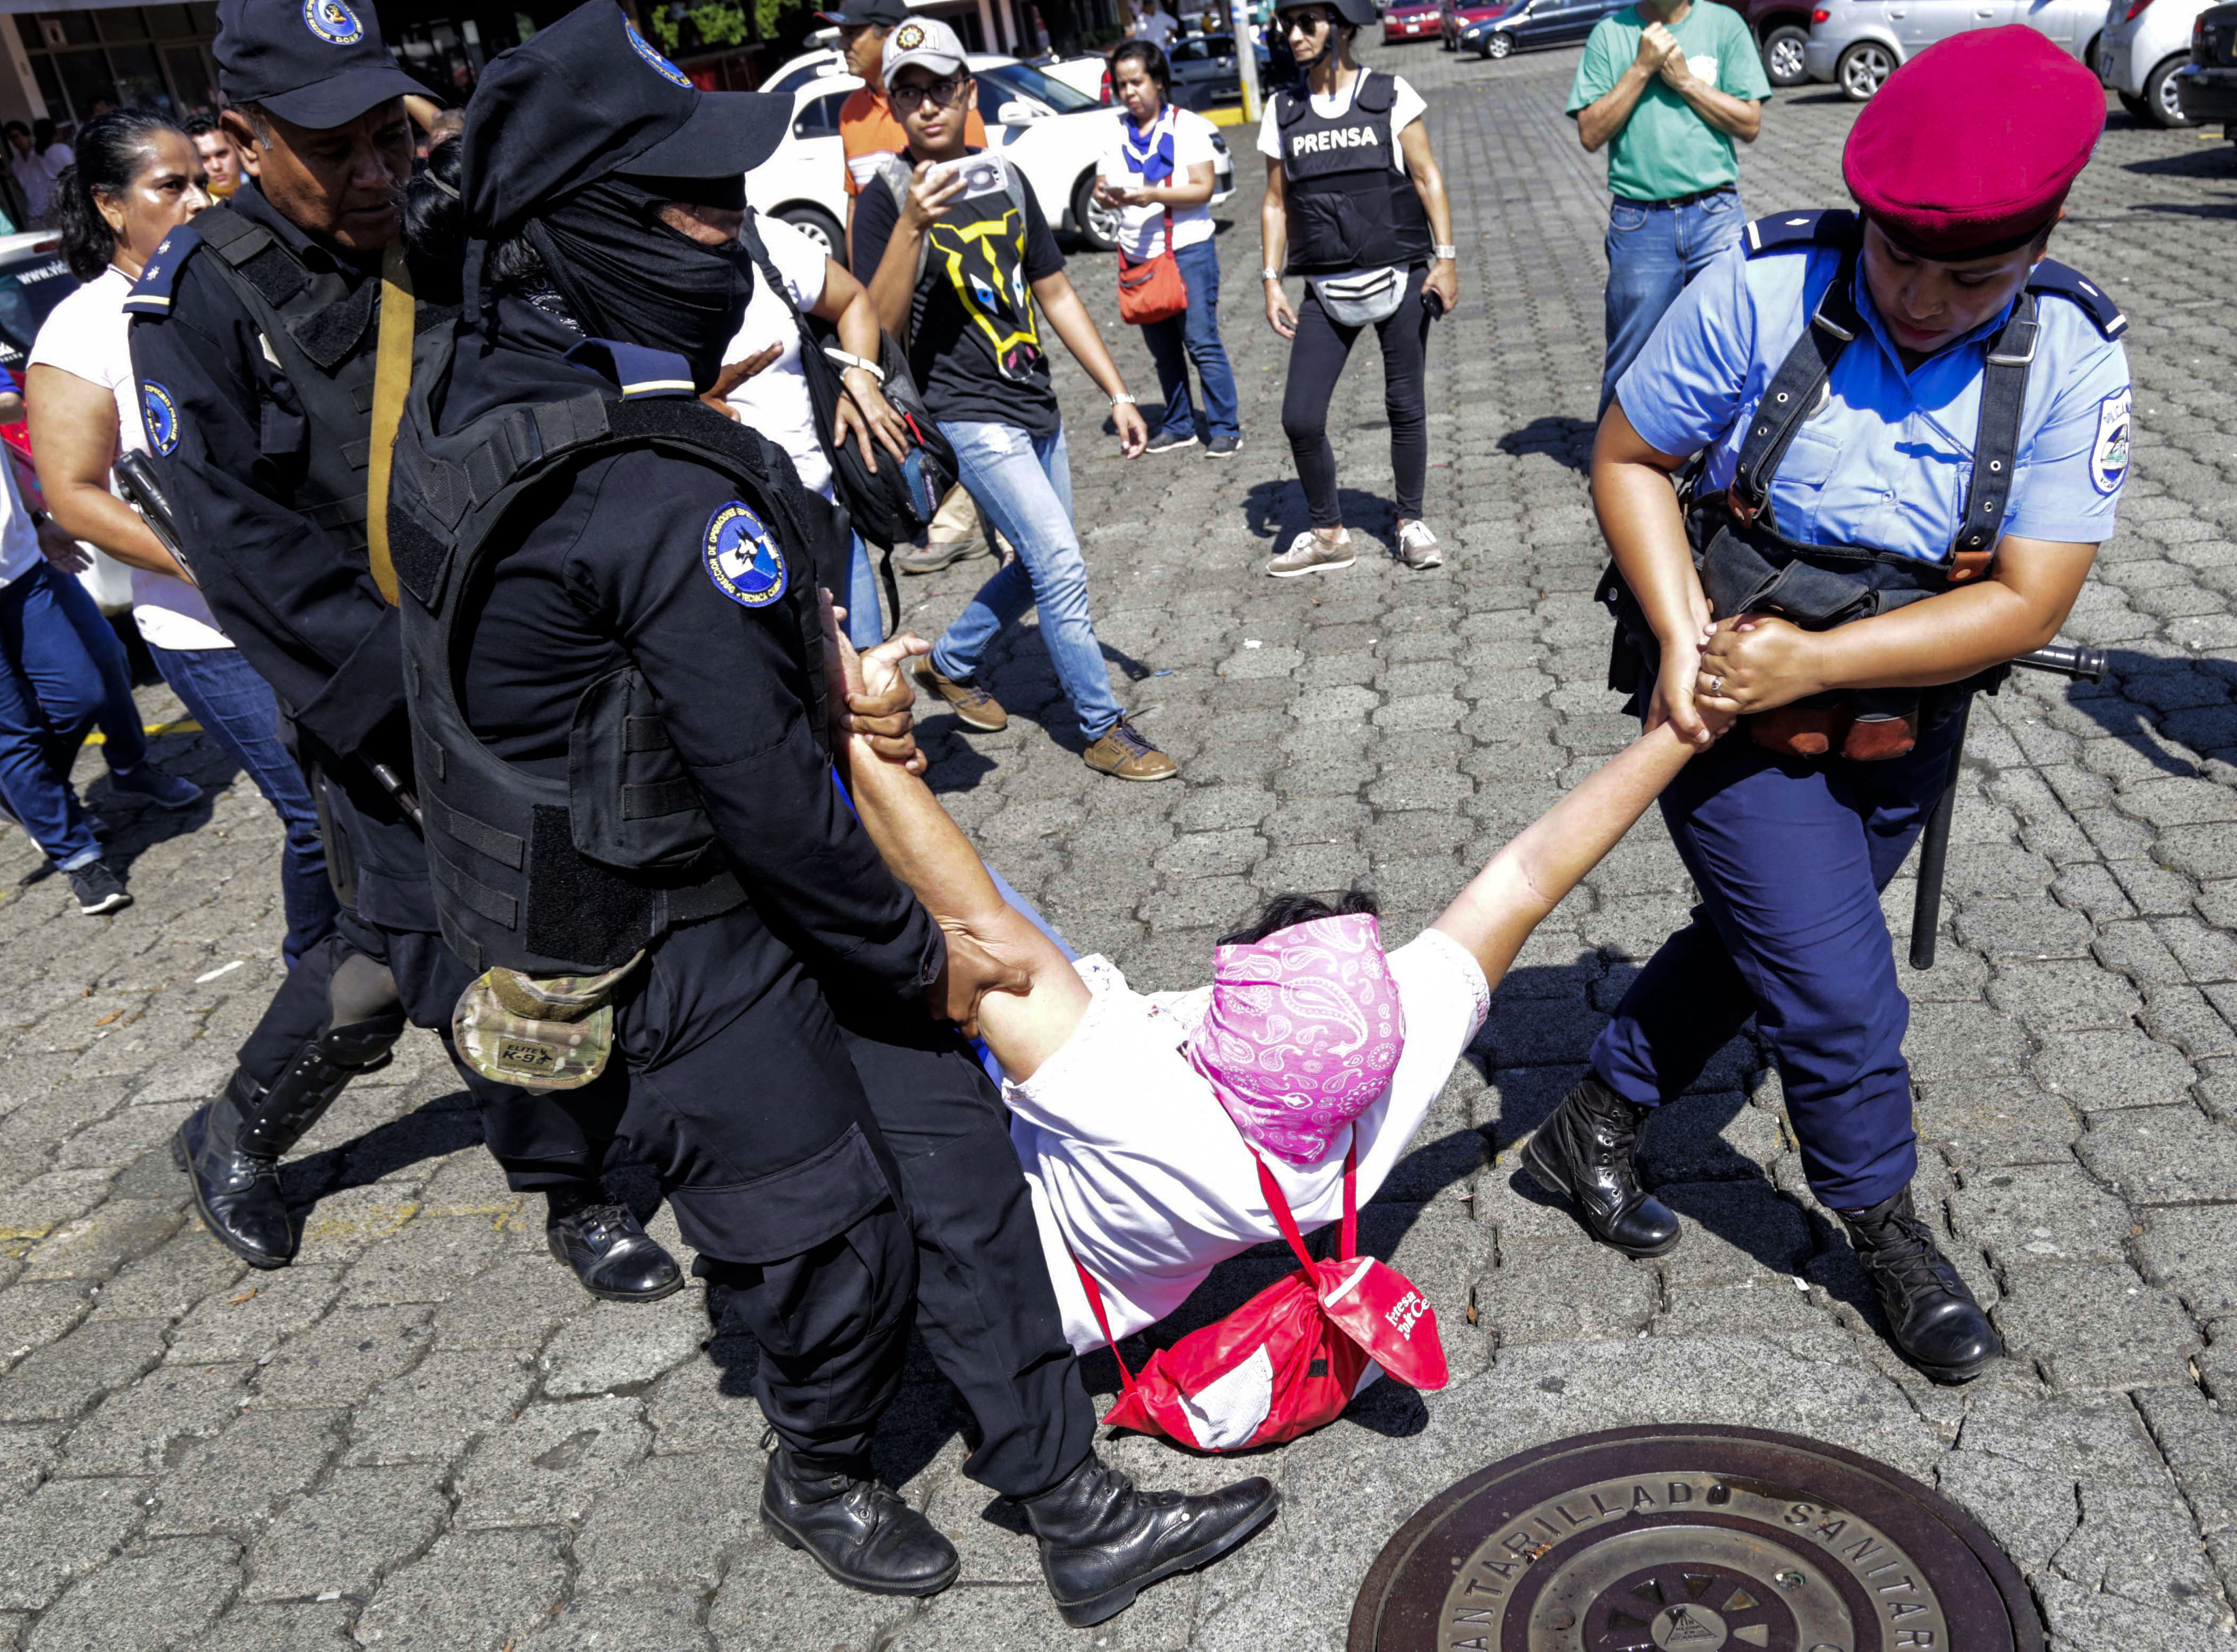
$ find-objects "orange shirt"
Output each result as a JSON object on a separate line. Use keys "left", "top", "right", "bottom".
{"left": 839, "top": 85, "right": 989, "bottom": 196}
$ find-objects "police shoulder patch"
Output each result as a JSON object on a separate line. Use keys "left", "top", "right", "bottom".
{"left": 703, "top": 502, "right": 787, "bottom": 609}
{"left": 1743, "top": 209, "right": 1859, "bottom": 258}
{"left": 140, "top": 382, "right": 180, "bottom": 456}
{"left": 627, "top": 21, "right": 695, "bottom": 87}
{"left": 121, "top": 223, "right": 204, "bottom": 317}
{"left": 2090, "top": 387, "right": 2132, "bottom": 497}
{"left": 2028, "top": 259, "right": 2127, "bottom": 340}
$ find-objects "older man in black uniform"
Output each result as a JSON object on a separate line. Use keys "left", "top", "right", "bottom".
{"left": 129, "top": 0, "right": 678, "bottom": 1301}
{"left": 381, "top": 6, "right": 1276, "bottom": 1623}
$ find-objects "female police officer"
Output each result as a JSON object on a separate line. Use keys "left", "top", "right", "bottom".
{"left": 1521, "top": 29, "right": 2131, "bottom": 1384}
{"left": 387, "top": 5, "right": 1274, "bottom": 1622}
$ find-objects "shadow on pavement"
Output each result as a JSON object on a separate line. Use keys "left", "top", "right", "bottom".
{"left": 1498, "top": 414, "right": 1595, "bottom": 473}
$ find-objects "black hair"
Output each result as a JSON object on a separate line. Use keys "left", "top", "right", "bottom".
{"left": 1109, "top": 37, "right": 1172, "bottom": 94}
{"left": 32, "top": 118, "right": 58, "bottom": 153}
{"left": 402, "top": 133, "right": 542, "bottom": 296}
{"left": 182, "top": 115, "right": 218, "bottom": 140}
{"left": 54, "top": 108, "right": 184, "bottom": 283}
{"left": 3, "top": 122, "right": 26, "bottom": 142}
{"left": 1219, "top": 887, "right": 1380, "bottom": 948}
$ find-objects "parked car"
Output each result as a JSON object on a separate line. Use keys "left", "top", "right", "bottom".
{"left": 2173, "top": 0, "right": 2237, "bottom": 128}
{"left": 1385, "top": 0, "right": 1444, "bottom": 41}
{"left": 1804, "top": 0, "right": 2104, "bottom": 98}
{"left": 1029, "top": 51, "right": 1111, "bottom": 100}
{"left": 1442, "top": 0, "right": 1510, "bottom": 47}
{"left": 1459, "top": 0, "right": 1629, "bottom": 57}
{"left": 1164, "top": 33, "right": 1250, "bottom": 106}
{"left": 2099, "top": 0, "right": 2210, "bottom": 123}
{"left": 0, "top": 228, "right": 73, "bottom": 377}
{"left": 1742, "top": 0, "right": 1818, "bottom": 84}
{"left": 750, "top": 52, "right": 1233, "bottom": 256}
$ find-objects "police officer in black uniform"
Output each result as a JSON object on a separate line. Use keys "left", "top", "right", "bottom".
{"left": 130, "top": 0, "right": 679, "bottom": 1301}
{"left": 386, "top": 5, "right": 1275, "bottom": 1623}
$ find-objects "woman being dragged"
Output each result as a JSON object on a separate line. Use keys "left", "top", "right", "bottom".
{"left": 828, "top": 604, "right": 1728, "bottom": 1356}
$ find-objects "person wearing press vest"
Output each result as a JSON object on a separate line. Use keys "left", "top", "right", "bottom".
{"left": 126, "top": 0, "right": 680, "bottom": 1303}
{"left": 854, "top": 18, "right": 1178, "bottom": 782}
{"left": 1259, "top": 0, "right": 1459, "bottom": 579}
{"left": 1567, "top": 0, "right": 1768, "bottom": 417}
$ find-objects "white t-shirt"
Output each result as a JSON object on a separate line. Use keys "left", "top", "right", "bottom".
{"left": 1256, "top": 70, "right": 1426, "bottom": 179}
{"left": 723, "top": 211, "right": 834, "bottom": 500}
{"left": 1006, "top": 927, "right": 1491, "bottom": 1353}
{"left": 1098, "top": 106, "right": 1219, "bottom": 262}
{"left": 28, "top": 266, "right": 230, "bottom": 651}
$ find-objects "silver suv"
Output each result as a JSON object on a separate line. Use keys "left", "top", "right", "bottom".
{"left": 1804, "top": 0, "right": 2105, "bottom": 98}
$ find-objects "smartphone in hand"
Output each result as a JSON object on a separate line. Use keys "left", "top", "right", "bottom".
{"left": 1422, "top": 288, "right": 1446, "bottom": 318}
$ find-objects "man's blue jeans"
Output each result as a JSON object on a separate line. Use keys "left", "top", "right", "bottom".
{"left": 0, "top": 562, "right": 148, "bottom": 870}
{"left": 153, "top": 644, "right": 340, "bottom": 968}
{"left": 1140, "top": 240, "right": 1241, "bottom": 444}
{"left": 1600, "top": 189, "right": 1745, "bottom": 417}
{"left": 930, "top": 421, "right": 1124, "bottom": 743}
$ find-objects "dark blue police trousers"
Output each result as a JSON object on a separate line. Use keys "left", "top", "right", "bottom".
{"left": 1590, "top": 706, "right": 1966, "bottom": 1211}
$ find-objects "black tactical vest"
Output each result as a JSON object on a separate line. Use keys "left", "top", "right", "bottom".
{"left": 176, "top": 202, "right": 382, "bottom": 556}
{"left": 385, "top": 330, "right": 841, "bottom": 977}
{"left": 1274, "top": 70, "right": 1434, "bottom": 276}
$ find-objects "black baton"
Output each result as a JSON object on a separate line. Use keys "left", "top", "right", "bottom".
{"left": 1909, "top": 643, "right": 2107, "bottom": 969}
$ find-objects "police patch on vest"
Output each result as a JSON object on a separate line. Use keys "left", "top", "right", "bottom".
{"left": 627, "top": 22, "right": 694, "bottom": 87}
{"left": 141, "top": 382, "right": 179, "bottom": 456}
{"left": 2091, "top": 388, "right": 2131, "bottom": 496}
{"left": 703, "top": 503, "right": 787, "bottom": 608}
{"left": 302, "top": 0, "right": 364, "bottom": 45}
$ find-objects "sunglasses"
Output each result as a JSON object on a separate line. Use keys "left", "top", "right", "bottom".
{"left": 891, "top": 76, "right": 968, "bottom": 112}
{"left": 1280, "top": 10, "right": 1336, "bottom": 30}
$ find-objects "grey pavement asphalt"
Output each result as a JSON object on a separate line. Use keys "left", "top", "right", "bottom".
{"left": 4, "top": 43, "right": 2237, "bottom": 1652}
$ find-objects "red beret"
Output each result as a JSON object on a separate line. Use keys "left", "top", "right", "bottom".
{"left": 1843, "top": 27, "right": 2105, "bottom": 259}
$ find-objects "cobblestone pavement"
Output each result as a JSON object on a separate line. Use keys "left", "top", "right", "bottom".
{"left": 4, "top": 47, "right": 2236, "bottom": 1652}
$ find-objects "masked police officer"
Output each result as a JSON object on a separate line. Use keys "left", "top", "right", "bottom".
{"left": 1524, "top": 29, "right": 2129, "bottom": 1384}
{"left": 386, "top": 6, "right": 1275, "bottom": 1621}
{"left": 129, "top": 0, "right": 679, "bottom": 1301}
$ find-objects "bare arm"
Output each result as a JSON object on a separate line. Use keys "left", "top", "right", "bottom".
{"left": 1432, "top": 719, "right": 1712, "bottom": 987}
{"left": 810, "top": 257, "right": 909, "bottom": 469}
{"left": 26, "top": 364, "right": 183, "bottom": 577}
{"left": 1576, "top": 63, "right": 1656, "bottom": 151}
{"left": 865, "top": 165, "right": 965, "bottom": 338}
{"left": 1397, "top": 121, "right": 1459, "bottom": 315}
{"left": 1260, "top": 157, "right": 1298, "bottom": 338}
{"left": 1592, "top": 399, "right": 1715, "bottom": 746}
{"left": 1032, "top": 270, "right": 1148, "bottom": 456}
{"left": 1656, "top": 54, "right": 1760, "bottom": 141}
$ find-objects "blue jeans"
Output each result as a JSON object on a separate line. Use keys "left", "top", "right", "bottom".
{"left": 843, "top": 530, "right": 882, "bottom": 649}
{"left": 1589, "top": 708, "right": 1966, "bottom": 1210}
{"left": 153, "top": 644, "right": 340, "bottom": 968}
{"left": 930, "top": 421, "right": 1123, "bottom": 743}
{"left": 1139, "top": 240, "right": 1240, "bottom": 444}
{"left": 0, "top": 562, "right": 148, "bottom": 869}
{"left": 1600, "top": 189, "right": 1745, "bottom": 417}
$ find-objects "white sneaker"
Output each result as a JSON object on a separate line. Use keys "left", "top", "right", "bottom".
{"left": 1396, "top": 521, "right": 1444, "bottom": 570}
{"left": 1266, "top": 529, "right": 1356, "bottom": 578}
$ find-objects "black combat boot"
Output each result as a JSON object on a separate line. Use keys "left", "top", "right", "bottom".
{"left": 1519, "top": 1072, "right": 1682, "bottom": 1258}
{"left": 1838, "top": 1187, "right": 2001, "bottom": 1384}
{"left": 760, "top": 1447, "right": 961, "bottom": 1596}
{"left": 1020, "top": 1451, "right": 1278, "bottom": 1628}
{"left": 172, "top": 1071, "right": 300, "bottom": 1269}
{"left": 544, "top": 1186, "right": 683, "bottom": 1302}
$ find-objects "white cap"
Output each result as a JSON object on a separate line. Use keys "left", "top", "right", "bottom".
{"left": 881, "top": 15, "right": 968, "bottom": 82}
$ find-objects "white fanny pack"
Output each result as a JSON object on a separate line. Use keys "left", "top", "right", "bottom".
{"left": 1308, "top": 266, "right": 1407, "bottom": 327}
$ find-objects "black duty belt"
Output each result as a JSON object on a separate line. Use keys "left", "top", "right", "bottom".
{"left": 1613, "top": 184, "right": 1736, "bottom": 211}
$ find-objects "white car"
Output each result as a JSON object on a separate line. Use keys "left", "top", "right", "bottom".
{"left": 749, "top": 48, "right": 1231, "bottom": 255}
{"left": 2098, "top": 0, "right": 2208, "bottom": 123}
{"left": 1803, "top": 0, "right": 2103, "bottom": 97}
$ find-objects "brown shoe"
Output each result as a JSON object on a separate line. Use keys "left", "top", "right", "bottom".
{"left": 913, "top": 659, "right": 1007, "bottom": 732}
{"left": 1083, "top": 718, "right": 1177, "bottom": 782}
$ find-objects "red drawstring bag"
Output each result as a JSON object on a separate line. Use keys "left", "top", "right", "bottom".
{"left": 1115, "top": 209, "right": 1187, "bottom": 326}
{"left": 1071, "top": 1133, "right": 1449, "bottom": 1454}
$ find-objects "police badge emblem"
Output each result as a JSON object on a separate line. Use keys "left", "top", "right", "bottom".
{"left": 302, "top": 0, "right": 365, "bottom": 45}
{"left": 140, "top": 382, "right": 180, "bottom": 456}
{"left": 2091, "top": 387, "right": 2131, "bottom": 496}
{"left": 703, "top": 502, "right": 787, "bottom": 608}
{"left": 627, "top": 22, "right": 695, "bottom": 87}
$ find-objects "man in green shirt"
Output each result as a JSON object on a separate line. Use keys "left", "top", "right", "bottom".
{"left": 1567, "top": 0, "right": 1768, "bottom": 412}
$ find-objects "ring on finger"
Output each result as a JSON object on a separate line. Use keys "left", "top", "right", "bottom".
{"left": 1707, "top": 674, "right": 1725, "bottom": 696}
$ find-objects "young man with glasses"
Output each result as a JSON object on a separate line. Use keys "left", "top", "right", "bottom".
{"left": 853, "top": 19, "right": 1179, "bottom": 782}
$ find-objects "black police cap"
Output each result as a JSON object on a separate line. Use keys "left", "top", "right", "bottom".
{"left": 215, "top": 0, "right": 426, "bottom": 130}
{"left": 460, "top": 2, "right": 788, "bottom": 239}
{"left": 817, "top": 0, "right": 911, "bottom": 28}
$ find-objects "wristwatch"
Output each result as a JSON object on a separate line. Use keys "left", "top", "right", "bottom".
{"left": 1433, "top": 244, "right": 1458, "bottom": 260}
{"left": 1110, "top": 391, "right": 1137, "bottom": 405}
{"left": 1260, "top": 266, "right": 1281, "bottom": 283}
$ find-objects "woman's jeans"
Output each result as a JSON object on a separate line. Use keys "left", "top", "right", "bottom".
{"left": 0, "top": 562, "right": 147, "bottom": 870}
{"left": 1140, "top": 240, "right": 1240, "bottom": 444}
{"left": 1281, "top": 264, "right": 1432, "bottom": 529}
{"left": 153, "top": 644, "right": 340, "bottom": 968}
{"left": 1600, "top": 188, "right": 1744, "bottom": 417}
{"left": 929, "top": 421, "right": 1123, "bottom": 744}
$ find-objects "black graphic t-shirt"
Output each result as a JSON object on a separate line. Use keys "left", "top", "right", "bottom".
{"left": 851, "top": 148, "right": 1067, "bottom": 439}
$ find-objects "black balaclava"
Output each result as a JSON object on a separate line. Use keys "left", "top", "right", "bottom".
{"left": 520, "top": 172, "right": 751, "bottom": 392}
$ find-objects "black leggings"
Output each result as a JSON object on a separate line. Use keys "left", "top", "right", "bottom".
{"left": 1281, "top": 264, "right": 1431, "bottom": 529}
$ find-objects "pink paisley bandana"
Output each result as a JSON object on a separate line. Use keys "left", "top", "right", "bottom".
{"left": 1183, "top": 914, "right": 1407, "bottom": 1165}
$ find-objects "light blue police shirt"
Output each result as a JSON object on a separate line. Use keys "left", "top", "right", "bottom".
{"left": 1615, "top": 240, "right": 2132, "bottom": 562}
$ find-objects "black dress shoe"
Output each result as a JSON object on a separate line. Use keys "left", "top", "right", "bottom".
{"left": 1020, "top": 1451, "right": 1278, "bottom": 1628}
{"left": 171, "top": 1083, "right": 297, "bottom": 1270}
{"left": 1519, "top": 1073, "right": 1682, "bottom": 1258}
{"left": 760, "top": 1448, "right": 961, "bottom": 1596}
{"left": 545, "top": 1191, "right": 685, "bottom": 1302}
{"left": 1838, "top": 1187, "right": 2001, "bottom": 1384}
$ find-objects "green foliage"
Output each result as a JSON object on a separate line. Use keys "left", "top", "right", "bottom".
{"left": 647, "top": 1, "right": 756, "bottom": 53}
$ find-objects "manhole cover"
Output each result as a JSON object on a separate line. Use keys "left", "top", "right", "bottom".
{"left": 1348, "top": 1425, "right": 2042, "bottom": 1652}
